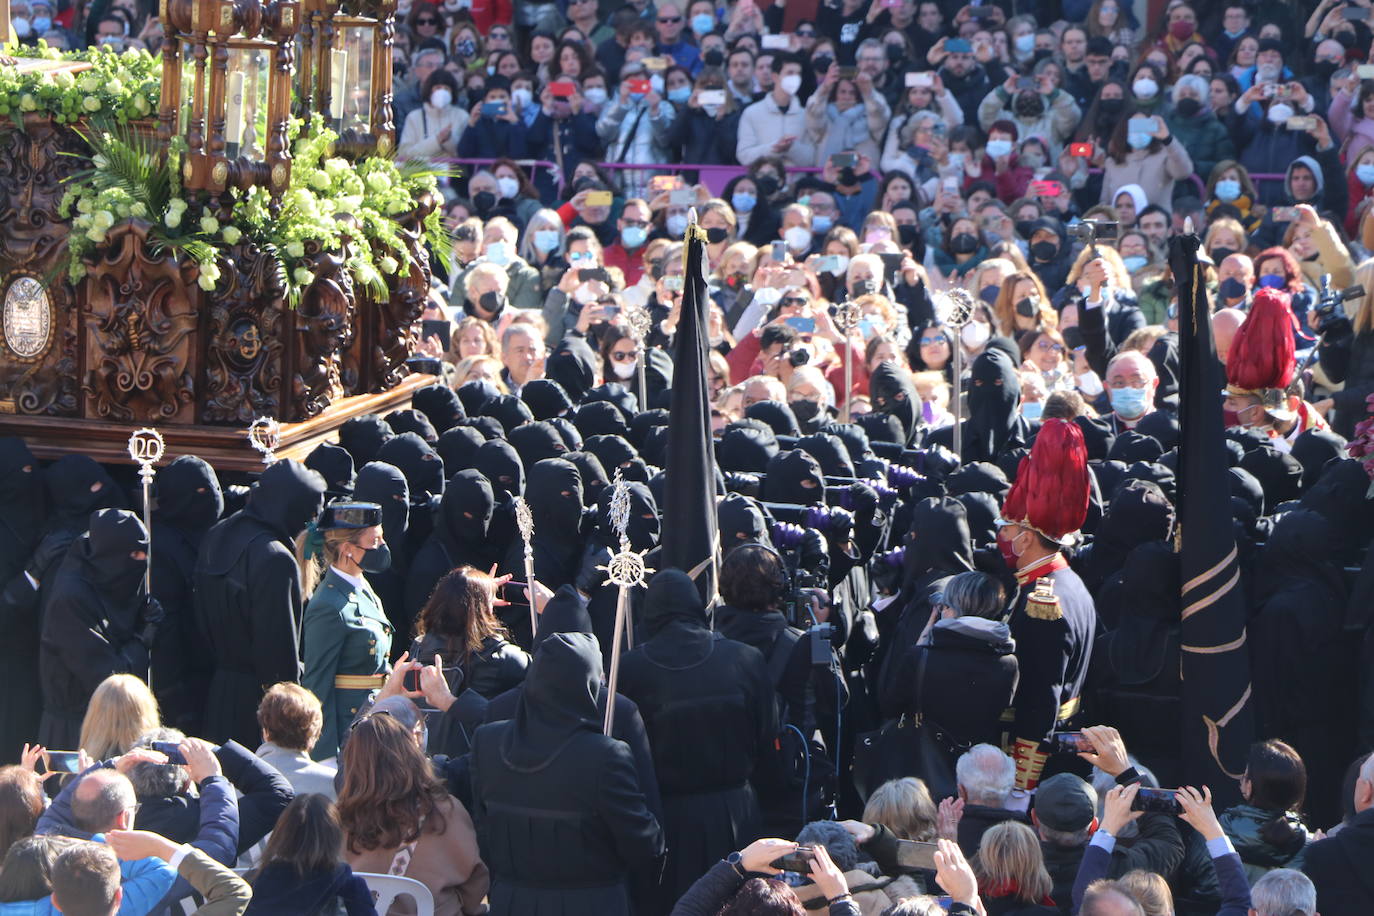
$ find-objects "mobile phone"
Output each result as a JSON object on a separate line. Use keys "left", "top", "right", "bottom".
{"left": 771, "top": 239, "right": 788, "bottom": 262}
{"left": 481, "top": 101, "right": 508, "bottom": 117}
{"left": 878, "top": 252, "right": 904, "bottom": 277}
{"left": 600, "top": 303, "right": 621, "bottom": 318}
{"left": 404, "top": 664, "right": 465, "bottom": 693}
{"left": 761, "top": 33, "right": 791, "bottom": 50}
{"left": 905, "top": 71, "right": 933, "bottom": 88}
{"left": 1015, "top": 76, "right": 1035, "bottom": 91}
{"left": 421, "top": 318, "right": 451, "bottom": 351}
{"left": 670, "top": 188, "right": 696, "bottom": 206}
{"left": 1273, "top": 206, "right": 1298, "bottom": 222}
{"left": 585, "top": 190, "right": 613, "bottom": 207}
{"left": 1030, "top": 180, "right": 1064, "bottom": 198}
{"left": 498, "top": 580, "right": 528, "bottom": 603}
{"left": 699, "top": 89, "right": 726, "bottom": 106}
{"left": 1344, "top": 6, "right": 1369, "bottom": 20}
{"left": 770, "top": 846, "right": 815, "bottom": 873}
{"left": 837, "top": 66, "right": 858, "bottom": 80}
{"left": 549, "top": 80, "right": 576, "bottom": 98}
{"left": 1359, "top": 65, "right": 1374, "bottom": 79}
{"left": 942, "top": 177, "right": 959, "bottom": 195}
{"left": 643, "top": 56, "right": 670, "bottom": 71}
{"left": 1275, "top": 84, "right": 1293, "bottom": 100}
{"left": 1048, "top": 730, "right": 1091, "bottom": 754}
{"left": 626, "top": 78, "right": 651, "bottom": 95}
{"left": 882, "top": 0, "right": 901, "bottom": 7}
{"left": 649, "top": 175, "right": 682, "bottom": 192}
{"left": 785, "top": 315, "right": 816, "bottom": 332}
{"left": 1261, "top": 82, "right": 1276, "bottom": 98}
{"left": 1132, "top": 787, "right": 1183, "bottom": 815}
{"left": 816, "top": 254, "right": 844, "bottom": 274}
{"left": 1127, "top": 115, "right": 1154, "bottom": 132}
{"left": 1069, "top": 142, "right": 1093, "bottom": 157}
{"left": 579, "top": 266, "right": 611, "bottom": 285}
{"left": 150, "top": 741, "right": 188, "bottom": 765}
{"left": 830, "top": 152, "right": 858, "bottom": 169}
{"left": 893, "top": 839, "right": 940, "bottom": 872}
{"left": 41, "top": 751, "right": 83, "bottom": 775}
{"left": 1285, "top": 115, "right": 1315, "bottom": 131}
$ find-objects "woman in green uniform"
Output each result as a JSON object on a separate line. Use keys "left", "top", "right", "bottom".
{"left": 297, "top": 501, "right": 394, "bottom": 761}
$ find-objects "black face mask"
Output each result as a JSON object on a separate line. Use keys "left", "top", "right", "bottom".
{"left": 812, "top": 55, "right": 833, "bottom": 75}
{"left": 1313, "top": 59, "right": 1339, "bottom": 80}
{"left": 886, "top": 43, "right": 906, "bottom": 64}
{"left": 478, "top": 290, "right": 506, "bottom": 318}
{"left": 473, "top": 191, "right": 497, "bottom": 214}
{"left": 1015, "top": 296, "right": 1039, "bottom": 318}
{"left": 839, "top": 166, "right": 858, "bottom": 185}
{"left": 852, "top": 278, "right": 877, "bottom": 297}
{"left": 897, "top": 223, "right": 919, "bottom": 246}
{"left": 790, "top": 398, "right": 822, "bottom": 426}
{"left": 1098, "top": 97, "right": 1125, "bottom": 116}
{"left": 1031, "top": 239, "right": 1058, "bottom": 262}
{"left": 1015, "top": 219, "right": 1036, "bottom": 240}
{"left": 703, "top": 48, "right": 724, "bottom": 67}
{"left": 360, "top": 542, "right": 392, "bottom": 573}
{"left": 951, "top": 232, "right": 979, "bottom": 254}
{"left": 755, "top": 173, "right": 781, "bottom": 197}
{"left": 1174, "top": 97, "right": 1201, "bottom": 118}
{"left": 706, "top": 226, "right": 729, "bottom": 244}
{"left": 1211, "top": 246, "right": 1238, "bottom": 264}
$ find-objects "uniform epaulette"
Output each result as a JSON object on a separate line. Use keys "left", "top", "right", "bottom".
{"left": 1025, "top": 576, "right": 1062, "bottom": 621}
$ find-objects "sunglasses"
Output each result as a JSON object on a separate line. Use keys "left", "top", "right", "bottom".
{"left": 919, "top": 335, "right": 946, "bottom": 346}
{"left": 416, "top": 17, "right": 439, "bottom": 25}
{"left": 611, "top": 350, "right": 637, "bottom": 362}
{"left": 781, "top": 296, "right": 809, "bottom": 306}
{"left": 658, "top": 15, "right": 682, "bottom": 23}
{"left": 797, "top": 29, "right": 815, "bottom": 37}
{"left": 1036, "top": 339, "right": 1065, "bottom": 352}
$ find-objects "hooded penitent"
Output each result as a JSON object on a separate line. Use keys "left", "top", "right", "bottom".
{"left": 436, "top": 426, "right": 487, "bottom": 476}
{"left": 480, "top": 394, "right": 535, "bottom": 435}
{"left": 509, "top": 421, "right": 569, "bottom": 468}
{"left": 0, "top": 438, "right": 43, "bottom": 566}
{"left": 337, "top": 415, "right": 394, "bottom": 468}
{"left": 761, "top": 450, "right": 825, "bottom": 507}
{"left": 474, "top": 439, "right": 526, "bottom": 497}
{"left": 304, "top": 443, "right": 356, "bottom": 500}
{"left": 501, "top": 631, "right": 602, "bottom": 772}
{"left": 797, "top": 432, "right": 856, "bottom": 478}
{"left": 378, "top": 432, "right": 446, "bottom": 507}
{"left": 521, "top": 378, "right": 574, "bottom": 421}
{"left": 411, "top": 384, "right": 467, "bottom": 433}
{"left": 717, "top": 424, "right": 779, "bottom": 473}
{"left": 387, "top": 408, "right": 440, "bottom": 445}
{"left": 963, "top": 348, "right": 1025, "bottom": 462}
{"left": 745, "top": 400, "right": 801, "bottom": 438}
{"left": 869, "top": 361, "right": 921, "bottom": 444}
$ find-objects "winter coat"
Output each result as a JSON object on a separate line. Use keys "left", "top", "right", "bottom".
{"left": 1098, "top": 139, "right": 1195, "bottom": 213}
{"left": 1304, "top": 807, "right": 1374, "bottom": 916}
{"left": 736, "top": 93, "right": 815, "bottom": 167}
{"left": 977, "top": 89, "right": 1081, "bottom": 158}
{"left": 1220, "top": 803, "right": 1313, "bottom": 881}
{"left": 244, "top": 862, "right": 375, "bottom": 916}
{"left": 805, "top": 93, "right": 891, "bottom": 166}
{"left": 1329, "top": 87, "right": 1374, "bottom": 164}
{"left": 397, "top": 103, "right": 469, "bottom": 160}
{"left": 1165, "top": 110, "right": 1235, "bottom": 183}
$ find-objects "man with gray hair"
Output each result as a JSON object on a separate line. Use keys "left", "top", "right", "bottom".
{"left": 1079, "top": 880, "right": 1145, "bottom": 916}
{"left": 1303, "top": 752, "right": 1374, "bottom": 915}
{"left": 950, "top": 744, "right": 1026, "bottom": 857}
{"left": 1252, "top": 869, "right": 1318, "bottom": 916}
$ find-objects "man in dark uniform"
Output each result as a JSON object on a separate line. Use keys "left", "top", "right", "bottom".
{"left": 995, "top": 418, "right": 1097, "bottom": 794}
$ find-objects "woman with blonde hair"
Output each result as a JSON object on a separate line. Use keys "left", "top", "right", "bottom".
{"left": 452, "top": 355, "right": 509, "bottom": 391}
{"left": 447, "top": 316, "right": 500, "bottom": 366}
{"left": 973, "top": 821, "right": 1057, "bottom": 914}
{"left": 1117, "top": 869, "right": 1172, "bottom": 916}
{"left": 992, "top": 271, "right": 1055, "bottom": 348}
{"left": 79, "top": 674, "right": 160, "bottom": 761}
{"left": 861, "top": 777, "right": 937, "bottom": 841}
{"left": 966, "top": 258, "right": 1019, "bottom": 312}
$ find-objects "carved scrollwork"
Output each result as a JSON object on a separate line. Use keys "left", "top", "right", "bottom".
{"left": 369, "top": 190, "right": 434, "bottom": 391}
{"left": 81, "top": 220, "right": 198, "bottom": 422}
{"left": 203, "top": 240, "right": 287, "bottom": 423}
{"left": 291, "top": 248, "right": 353, "bottom": 418}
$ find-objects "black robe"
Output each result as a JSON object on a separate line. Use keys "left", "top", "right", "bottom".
{"left": 470, "top": 632, "right": 664, "bottom": 916}
{"left": 0, "top": 439, "right": 44, "bottom": 763}
{"left": 194, "top": 460, "right": 325, "bottom": 747}
{"left": 500, "top": 458, "right": 585, "bottom": 649}
{"left": 616, "top": 569, "right": 776, "bottom": 914}
{"left": 406, "top": 469, "right": 494, "bottom": 629}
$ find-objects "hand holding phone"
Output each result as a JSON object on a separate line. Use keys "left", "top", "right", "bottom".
{"left": 770, "top": 845, "right": 815, "bottom": 873}
{"left": 906, "top": 71, "right": 933, "bottom": 88}
{"left": 1132, "top": 787, "right": 1184, "bottom": 815}
{"left": 41, "top": 751, "right": 83, "bottom": 775}
{"left": 1069, "top": 142, "right": 1093, "bottom": 157}
{"left": 585, "top": 190, "right": 613, "bottom": 207}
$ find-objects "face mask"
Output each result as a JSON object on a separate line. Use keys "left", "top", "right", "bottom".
{"left": 1211, "top": 246, "right": 1237, "bottom": 264}
{"left": 949, "top": 152, "right": 966, "bottom": 169}
{"left": 12, "top": 16, "right": 30, "bottom": 35}
{"left": 584, "top": 87, "right": 608, "bottom": 106}
{"left": 1014, "top": 33, "right": 1035, "bottom": 53}
{"left": 621, "top": 224, "right": 647, "bottom": 248}
{"left": 691, "top": 12, "right": 715, "bottom": 34}
{"left": 961, "top": 321, "right": 991, "bottom": 348}
{"left": 1358, "top": 164, "right": 1374, "bottom": 186}
{"left": 979, "top": 284, "right": 1000, "bottom": 305}
{"left": 1258, "top": 273, "right": 1285, "bottom": 289}
{"left": 668, "top": 85, "right": 692, "bottom": 104}
{"left": 1224, "top": 27, "right": 1246, "bottom": 39}
{"left": 1133, "top": 78, "right": 1158, "bottom": 99}
{"left": 753, "top": 287, "right": 782, "bottom": 306}
{"left": 1168, "top": 20, "right": 1194, "bottom": 40}
{"left": 1031, "top": 240, "right": 1058, "bottom": 262}
{"left": 1215, "top": 179, "right": 1241, "bottom": 202}
{"left": 898, "top": 223, "right": 920, "bottom": 246}
{"left": 1128, "top": 131, "right": 1153, "bottom": 150}
{"left": 497, "top": 176, "right": 519, "bottom": 199}
{"left": 997, "top": 529, "right": 1025, "bottom": 569}
{"left": 456, "top": 39, "right": 477, "bottom": 58}
{"left": 790, "top": 399, "right": 822, "bottom": 425}
{"left": 650, "top": 74, "right": 665, "bottom": 94}
{"left": 852, "top": 279, "right": 877, "bottom": 297}
{"left": 1021, "top": 400, "right": 1043, "bottom": 421}
{"left": 826, "top": 254, "right": 850, "bottom": 276}
{"left": 784, "top": 225, "right": 812, "bottom": 251}
{"left": 704, "top": 48, "right": 725, "bottom": 68}
{"left": 951, "top": 232, "right": 979, "bottom": 254}
{"left": 663, "top": 213, "right": 687, "bottom": 237}
{"left": 703, "top": 103, "right": 720, "bottom": 116}
{"left": 359, "top": 542, "right": 392, "bottom": 573}
{"left": 813, "top": 215, "right": 834, "bottom": 234}
{"left": 485, "top": 241, "right": 510, "bottom": 265}
{"left": 780, "top": 74, "right": 803, "bottom": 96}
{"left": 1122, "top": 254, "right": 1148, "bottom": 272}
{"left": 612, "top": 357, "right": 638, "bottom": 379}
{"left": 430, "top": 88, "right": 452, "bottom": 109}
{"left": 572, "top": 282, "right": 598, "bottom": 305}
{"left": 756, "top": 173, "right": 781, "bottom": 196}
{"left": 1020, "top": 151, "right": 1046, "bottom": 168}
{"left": 478, "top": 290, "right": 506, "bottom": 317}
{"left": 705, "top": 226, "right": 729, "bottom": 245}
{"left": 527, "top": 229, "right": 559, "bottom": 254}
{"left": 1109, "top": 385, "right": 1149, "bottom": 419}
{"left": 31, "top": 16, "right": 50, "bottom": 32}
{"left": 858, "top": 317, "right": 884, "bottom": 338}
{"left": 1175, "top": 97, "right": 1202, "bottom": 118}
{"left": 1219, "top": 276, "right": 1247, "bottom": 300}
{"left": 732, "top": 191, "right": 757, "bottom": 213}
{"left": 1267, "top": 103, "right": 1294, "bottom": 124}
{"left": 1076, "top": 370, "right": 1104, "bottom": 397}
{"left": 1015, "top": 296, "right": 1038, "bottom": 318}
{"left": 1099, "top": 97, "right": 1125, "bottom": 116}
{"left": 987, "top": 139, "right": 1013, "bottom": 158}
{"left": 473, "top": 190, "right": 497, "bottom": 214}
{"left": 1314, "top": 59, "right": 1340, "bottom": 80}
{"left": 511, "top": 87, "right": 532, "bottom": 110}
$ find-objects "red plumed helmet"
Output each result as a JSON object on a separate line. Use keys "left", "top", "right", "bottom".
{"left": 1001, "top": 419, "right": 1090, "bottom": 542}
{"left": 1226, "top": 287, "right": 1296, "bottom": 394}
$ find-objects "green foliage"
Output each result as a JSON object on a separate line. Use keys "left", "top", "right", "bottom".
{"left": 0, "top": 43, "right": 159, "bottom": 124}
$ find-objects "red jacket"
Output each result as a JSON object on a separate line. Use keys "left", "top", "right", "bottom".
{"left": 604, "top": 241, "right": 646, "bottom": 287}
{"left": 470, "top": 0, "right": 512, "bottom": 34}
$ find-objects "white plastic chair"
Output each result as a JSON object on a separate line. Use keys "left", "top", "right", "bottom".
{"left": 357, "top": 872, "right": 436, "bottom": 916}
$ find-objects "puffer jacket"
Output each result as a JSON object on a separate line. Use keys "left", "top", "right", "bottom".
{"left": 411, "top": 632, "right": 529, "bottom": 699}
{"left": 1165, "top": 110, "right": 1235, "bottom": 184}
{"left": 1220, "top": 803, "right": 1313, "bottom": 882}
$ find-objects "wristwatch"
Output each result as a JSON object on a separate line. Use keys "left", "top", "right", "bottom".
{"left": 726, "top": 850, "right": 747, "bottom": 878}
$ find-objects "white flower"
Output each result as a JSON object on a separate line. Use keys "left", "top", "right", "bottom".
{"left": 293, "top": 267, "right": 313, "bottom": 285}
{"left": 308, "top": 171, "right": 330, "bottom": 191}
{"left": 86, "top": 227, "right": 107, "bottom": 243}
{"left": 285, "top": 241, "right": 305, "bottom": 258}
{"left": 220, "top": 225, "right": 242, "bottom": 245}
{"left": 82, "top": 96, "right": 101, "bottom": 112}
{"left": 129, "top": 202, "right": 147, "bottom": 218}
{"left": 19, "top": 94, "right": 36, "bottom": 112}
{"left": 105, "top": 79, "right": 123, "bottom": 94}
{"left": 76, "top": 197, "right": 93, "bottom": 214}
{"left": 93, "top": 210, "right": 115, "bottom": 230}
{"left": 366, "top": 172, "right": 391, "bottom": 193}
{"left": 134, "top": 96, "right": 150, "bottom": 115}
{"left": 165, "top": 211, "right": 181, "bottom": 228}
{"left": 197, "top": 271, "right": 218, "bottom": 291}
{"left": 167, "top": 198, "right": 188, "bottom": 213}
{"left": 199, "top": 215, "right": 219, "bottom": 234}
{"left": 78, "top": 75, "right": 99, "bottom": 93}
{"left": 378, "top": 255, "right": 398, "bottom": 274}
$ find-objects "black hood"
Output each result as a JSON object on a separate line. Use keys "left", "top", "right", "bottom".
{"left": 152, "top": 455, "right": 224, "bottom": 538}
{"left": 565, "top": 451, "right": 610, "bottom": 504}
{"left": 377, "top": 432, "right": 446, "bottom": 505}
{"left": 480, "top": 394, "right": 534, "bottom": 435}
{"left": 457, "top": 379, "right": 501, "bottom": 416}
{"left": 573, "top": 400, "right": 629, "bottom": 439}
{"left": 1228, "top": 466, "right": 1266, "bottom": 521}
{"left": 1124, "top": 460, "right": 1176, "bottom": 504}
{"left": 966, "top": 348, "right": 1021, "bottom": 460}
{"left": 1289, "top": 429, "right": 1346, "bottom": 493}
{"left": 521, "top": 378, "right": 574, "bottom": 421}
{"left": 0, "top": 437, "right": 43, "bottom": 538}
{"left": 1260, "top": 508, "right": 1346, "bottom": 598}
{"left": 1085, "top": 479, "right": 1174, "bottom": 590}
{"left": 746, "top": 400, "right": 802, "bottom": 437}
{"left": 78, "top": 508, "right": 149, "bottom": 600}
{"left": 354, "top": 462, "right": 410, "bottom": 550}
{"left": 902, "top": 497, "right": 974, "bottom": 586}
{"left": 304, "top": 443, "right": 356, "bottom": 499}
{"left": 1240, "top": 446, "right": 1304, "bottom": 508}
{"left": 719, "top": 492, "right": 771, "bottom": 549}
{"left": 387, "top": 408, "right": 439, "bottom": 445}
{"left": 869, "top": 361, "right": 920, "bottom": 443}
{"left": 411, "top": 384, "right": 466, "bottom": 434}
{"left": 717, "top": 424, "right": 779, "bottom": 473}
{"left": 584, "top": 434, "right": 639, "bottom": 476}
{"left": 547, "top": 416, "right": 584, "bottom": 452}
{"left": 955, "top": 491, "right": 999, "bottom": 547}
{"left": 944, "top": 461, "right": 1010, "bottom": 503}
{"left": 509, "top": 421, "right": 569, "bottom": 468}
{"left": 643, "top": 567, "right": 709, "bottom": 637}
{"left": 337, "top": 415, "right": 394, "bottom": 468}
{"left": 47, "top": 454, "right": 121, "bottom": 525}
{"left": 527, "top": 458, "right": 584, "bottom": 534}
{"left": 583, "top": 383, "right": 638, "bottom": 420}
{"left": 761, "top": 449, "right": 824, "bottom": 506}
{"left": 545, "top": 338, "right": 597, "bottom": 402}
{"left": 437, "top": 469, "right": 493, "bottom": 556}
{"left": 797, "top": 433, "right": 855, "bottom": 477}
{"left": 596, "top": 480, "right": 659, "bottom": 552}
{"left": 532, "top": 584, "right": 595, "bottom": 651}
{"left": 464, "top": 416, "right": 505, "bottom": 441}
{"left": 502, "top": 631, "right": 602, "bottom": 772}
{"left": 818, "top": 422, "right": 875, "bottom": 465}
{"left": 1075, "top": 416, "right": 1117, "bottom": 461}
{"left": 629, "top": 410, "right": 671, "bottom": 450}
{"left": 1134, "top": 410, "right": 1180, "bottom": 451}
{"left": 474, "top": 439, "right": 525, "bottom": 497}
{"left": 245, "top": 460, "right": 326, "bottom": 540}
{"left": 1107, "top": 430, "right": 1163, "bottom": 465}
{"left": 436, "top": 426, "right": 486, "bottom": 476}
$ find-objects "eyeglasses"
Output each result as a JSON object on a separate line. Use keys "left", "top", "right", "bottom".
{"left": 416, "top": 17, "right": 439, "bottom": 25}
{"left": 797, "top": 29, "right": 815, "bottom": 37}
{"left": 781, "top": 296, "right": 809, "bottom": 306}
{"left": 1036, "top": 339, "right": 1065, "bottom": 353}
{"left": 919, "top": 335, "right": 946, "bottom": 346}
{"left": 658, "top": 15, "right": 682, "bottom": 23}
{"left": 611, "top": 350, "right": 637, "bottom": 362}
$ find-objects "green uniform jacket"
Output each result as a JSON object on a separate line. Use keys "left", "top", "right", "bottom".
{"left": 302, "top": 569, "right": 393, "bottom": 761}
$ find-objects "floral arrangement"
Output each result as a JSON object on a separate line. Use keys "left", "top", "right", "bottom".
{"left": 0, "top": 42, "right": 159, "bottom": 124}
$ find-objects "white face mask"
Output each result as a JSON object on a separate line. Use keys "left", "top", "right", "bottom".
{"left": 650, "top": 74, "right": 665, "bottom": 94}
{"left": 826, "top": 255, "right": 850, "bottom": 276}
{"left": 485, "top": 241, "right": 511, "bottom": 265}
{"left": 497, "top": 176, "right": 519, "bottom": 199}
{"left": 612, "top": 358, "right": 638, "bottom": 379}
{"left": 961, "top": 320, "right": 991, "bottom": 348}
{"left": 784, "top": 225, "right": 812, "bottom": 251}
{"left": 511, "top": 87, "right": 532, "bottom": 110}
{"left": 1132, "top": 78, "right": 1158, "bottom": 99}
{"left": 430, "top": 88, "right": 452, "bottom": 109}
{"left": 572, "top": 283, "right": 598, "bottom": 305}
{"left": 779, "top": 74, "right": 803, "bottom": 96}
{"left": 1267, "top": 103, "right": 1294, "bottom": 124}
{"left": 584, "top": 87, "right": 608, "bottom": 106}
{"left": 1076, "top": 370, "right": 1105, "bottom": 397}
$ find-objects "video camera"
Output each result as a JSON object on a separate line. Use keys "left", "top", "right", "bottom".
{"left": 1068, "top": 219, "right": 1119, "bottom": 244}
{"left": 1313, "top": 272, "right": 1363, "bottom": 333}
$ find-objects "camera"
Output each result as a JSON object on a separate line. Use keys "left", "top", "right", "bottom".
{"left": 1069, "top": 219, "right": 1119, "bottom": 243}
{"left": 1132, "top": 787, "right": 1183, "bottom": 815}
{"left": 788, "top": 345, "right": 812, "bottom": 367}
{"left": 1313, "top": 272, "right": 1364, "bottom": 333}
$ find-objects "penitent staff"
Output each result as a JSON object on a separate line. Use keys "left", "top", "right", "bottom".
{"left": 247, "top": 416, "right": 281, "bottom": 465}
{"left": 934, "top": 288, "right": 974, "bottom": 458}
{"left": 126, "top": 428, "right": 165, "bottom": 595}
{"left": 513, "top": 495, "right": 541, "bottom": 640}
{"left": 834, "top": 298, "right": 861, "bottom": 423}
{"left": 598, "top": 472, "right": 653, "bottom": 735}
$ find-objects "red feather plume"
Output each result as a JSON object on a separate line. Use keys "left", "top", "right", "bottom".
{"left": 1003, "top": 419, "right": 1090, "bottom": 540}
{"left": 1226, "top": 287, "right": 1296, "bottom": 392}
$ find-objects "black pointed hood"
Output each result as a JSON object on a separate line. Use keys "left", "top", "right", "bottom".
{"left": 521, "top": 378, "right": 574, "bottom": 421}
{"left": 377, "top": 432, "right": 446, "bottom": 505}
{"left": 761, "top": 449, "right": 824, "bottom": 506}
{"left": 457, "top": 379, "right": 501, "bottom": 416}
{"left": 1239, "top": 446, "right": 1304, "bottom": 508}
{"left": 573, "top": 400, "right": 629, "bottom": 439}
{"left": 718, "top": 492, "right": 771, "bottom": 549}
{"left": 387, "top": 408, "right": 439, "bottom": 444}
{"left": 152, "top": 455, "right": 224, "bottom": 539}
{"left": 717, "top": 423, "right": 779, "bottom": 473}
{"left": 966, "top": 348, "right": 1021, "bottom": 460}
{"left": 902, "top": 496, "right": 974, "bottom": 585}
{"left": 411, "top": 384, "right": 466, "bottom": 434}
{"left": 245, "top": 460, "right": 326, "bottom": 540}
{"left": 509, "top": 421, "right": 569, "bottom": 468}
{"left": 596, "top": 480, "right": 659, "bottom": 553}
{"left": 797, "top": 432, "right": 856, "bottom": 477}
{"left": 77, "top": 508, "right": 149, "bottom": 601}
{"left": 643, "top": 567, "right": 709, "bottom": 636}
{"left": 526, "top": 458, "right": 584, "bottom": 535}
{"left": 480, "top": 394, "right": 534, "bottom": 434}
{"left": 436, "top": 426, "right": 486, "bottom": 476}
{"left": 304, "top": 443, "right": 355, "bottom": 499}
{"left": 869, "top": 361, "right": 920, "bottom": 443}
{"left": 745, "top": 400, "right": 801, "bottom": 437}
{"left": 547, "top": 416, "right": 584, "bottom": 452}
{"left": 502, "top": 631, "right": 602, "bottom": 772}
{"left": 532, "top": 584, "right": 595, "bottom": 651}
{"left": 436, "top": 469, "right": 493, "bottom": 558}
{"left": 354, "top": 462, "right": 410, "bottom": 550}
{"left": 0, "top": 438, "right": 43, "bottom": 538}
{"left": 584, "top": 434, "right": 640, "bottom": 477}
{"left": 474, "top": 439, "right": 525, "bottom": 497}
{"left": 46, "top": 455, "right": 121, "bottom": 526}
{"left": 1289, "top": 429, "right": 1346, "bottom": 493}
{"left": 545, "top": 338, "right": 597, "bottom": 402}
{"left": 337, "top": 415, "right": 394, "bottom": 467}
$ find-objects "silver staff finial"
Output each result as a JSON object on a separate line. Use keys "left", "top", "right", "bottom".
{"left": 247, "top": 417, "right": 280, "bottom": 465}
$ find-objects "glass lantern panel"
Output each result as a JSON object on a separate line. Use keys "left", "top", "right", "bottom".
{"left": 338, "top": 23, "right": 374, "bottom": 134}
{"left": 179, "top": 46, "right": 196, "bottom": 136}
{"left": 225, "top": 44, "right": 272, "bottom": 163}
